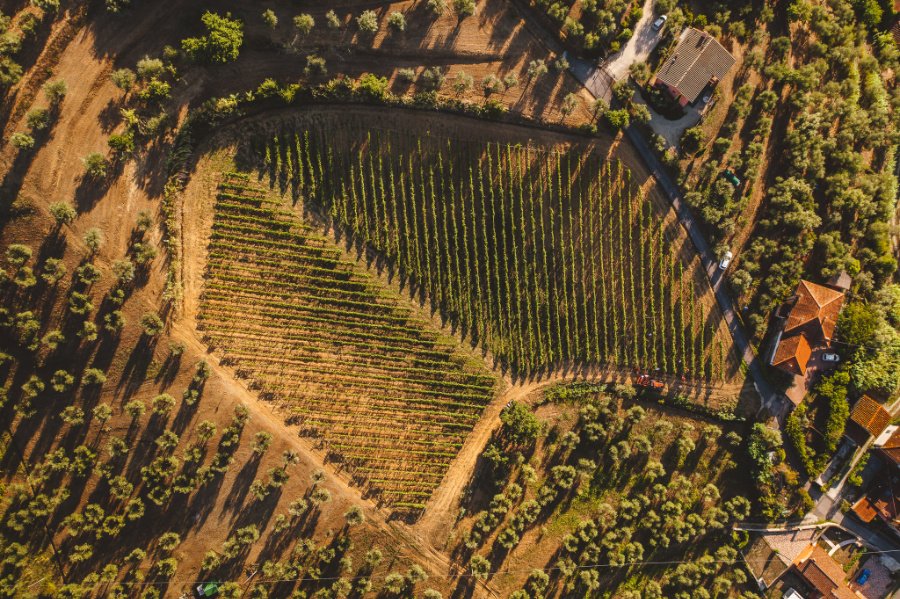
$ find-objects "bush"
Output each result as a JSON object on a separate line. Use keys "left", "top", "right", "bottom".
{"left": 110, "top": 68, "right": 136, "bottom": 92}
{"left": 43, "top": 79, "right": 67, "bottom": 105}
{"left": 10, "top": 132, "right": 34, "bottom": 150}
{"left": 49, "top": 201, "right": 76, "bottom": 226}
{"left": 356, "top": 10, "right": 379, "bottom": 33}
{"left": 293, "top": 13, "right": 314, "bottom": 34}
{"left": 427, "top": 0, "right": 447, "bottom": 14}
{"left": 181, "top": 12, "right": 244, "bottom": 64}
{"left": 82, "top": 153, "right": 109, "bottom": 179}
{"left": 387, "top": 12, "right": 406, "bottom": 31}
{"left": 604, "top": 108, "right": 630, "bottom": 130}
{"left": 140, "top": 312, "right": 164, "bottom": 336}
{"left": 454, "top": 0, "right": 476, "bottom": 17}
{"left": 500, "top": 402, "right": 541, "bottom": 445}
{"left": 136, "top": 56, "right": 164, "bottom": 79}
{"left": 26, "top": 108, "right": 50, "bottom": 131}
{"left": 261, "top": 9, "right": 277, "bottom": 29}
{"left": 681, "top": 126, "right": 704, "bottom": 154}
{"left": 83, "top": 227, "right": 104, "bottom": 253}
{"left": 108, "top": 131, "right": 135, "bottom": 159}
{"left": 325, "top": 10, "right": 341, "bottom": 28}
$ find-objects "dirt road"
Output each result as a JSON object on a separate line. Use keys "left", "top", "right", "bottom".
{"left": 603, "top": 0, "right": 661, "bottom": 81}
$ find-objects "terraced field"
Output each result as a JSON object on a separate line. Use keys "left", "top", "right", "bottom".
{"left": 198, "top": 173, "right": 499, "bottom": 512}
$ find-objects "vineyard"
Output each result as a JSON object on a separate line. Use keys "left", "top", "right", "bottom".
{"left": 247, "top": 114, "right": 737, "bottom": 382}
{"left": 198, "top": 173, "right": 499, "bottom": 511}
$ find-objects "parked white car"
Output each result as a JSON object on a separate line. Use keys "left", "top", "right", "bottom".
{"left": 822, "top": 353, "right": 840, "bottom": 363}
{"left": 718, "top": 251, "right": 733, "bottom": 270}
{"left": 652, "top": 15, "right": 668, "bottom": 31}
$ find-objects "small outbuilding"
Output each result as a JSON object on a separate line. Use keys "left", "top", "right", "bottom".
{"left": 654, "top": 28, "right": 736, "bottom": 106}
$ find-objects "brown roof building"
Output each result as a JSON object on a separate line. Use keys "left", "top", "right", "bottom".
{"left": 852, "top": 475, "right": 900, "bottom": 533}
{"left": 845, "top": 395, "right": 891, "bottom": 446}
{"left": 878, "top": 426, "right": 900, "bottom": 467}
{"left": 654, "top": 28, "right": 736, "bottom": 106}
{"left": 795, "top": 546, "right": 856, "bottom": 599}
{"left": 772, "top": 280, "right": 846, "bottom": 380}
{"left": 783, "top": 280, "right": 845, "bottom": 342}
{"left": 772, "top": 333, "right": 812, "bottom": 376}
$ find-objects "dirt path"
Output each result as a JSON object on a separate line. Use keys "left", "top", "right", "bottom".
{"left": 169, "top": 319, "right": 492, "bottom": 593}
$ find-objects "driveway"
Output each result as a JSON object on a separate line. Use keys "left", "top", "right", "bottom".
{"left": 632, "top": 92, "right": 702, "bottom": 148}
{"left": 604, "top": 0, "right": 662, "bottom": 81}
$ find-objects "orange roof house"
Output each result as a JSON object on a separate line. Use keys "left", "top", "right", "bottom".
{"left": 845, "top": 395, "right": 891, "bottom": 446}
{"left": 783, "top": 280, "right": 845, "bottom": 343}
{"left": 772, "top": 280, "right": 846, "bottom": 378}
{"left": 772, "top": 334, "right": 812, "bottom": 376}
{"left": 794, "top": 546, "right": 856, "bottom": 599}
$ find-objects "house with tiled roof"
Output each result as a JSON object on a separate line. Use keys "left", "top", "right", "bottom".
{"left": 794, "top": 545, "right": 856, "bottom": 599}
{"left": 845, "top": 395, "right": 892, "bottom": 446}
{"left": 771, "top": 333, "right": 812, "bottom": 376}
{"left": 770, "top": 280, "right": 846, "bottom": 383}
{"left": 852, "top": 470, "right": 900, "bottom": 539}
{"left": 783, "top": 280, "right": 845, "bottom": 343}
{"left": 654, "top": 28, "right": 736, "bottom": 106}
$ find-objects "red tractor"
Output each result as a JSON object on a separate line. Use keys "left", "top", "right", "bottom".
{"left": 635, "top": 374, "right": 665, "bottom": 391}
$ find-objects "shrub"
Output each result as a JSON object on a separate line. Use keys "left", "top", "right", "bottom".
{"left": 500, "top": 402, "right": 541, "bottom": 445}
{"left": 420, "top": 66, "right": 445, "bottom": 90}
{"left": 604, "top": 108, "right": 630, "bottom": 130}
{"left": 387, "top": 12, "right": 406, "bottom": 31}
{"left": 427, "top": 0, "right": 447, "bottom": 14}
{"left": 452, "top": 71, "right": 473, "bottom": 93}
{"left": 51, "top": 370, "right": 74, "bottom": 392}
{"left": 82, "top": 153, "right": 109, "bottom": 179}
{"left": 26, "top": 108, "right": 50, "bottom": 131}
{"left": 454, "top": 0, "right": 476, "bottom": 17}
{"left": 181, "top": 12, "right": 244, "bottom": 64}
{"left": 526, "top": 59, "right": 547, "bottom": 81}
{"left": 83, "top": 227, "right": 104, "bottom": 253}
{"left": 108, "top": 131, "right": 135, "bottom": 159}
{"left": 49, "top": 201, "right": 76, "bottom": 226}
{"left": 110, "top": 68, "right": 136, "bottom": 93}
{"left": 261, "top": 9, "right": 277, "bottom": 29}
{"left": 140, "top": 312, "right": 164, "bottom": 336}
{"left": 10, "top": 132, "right": 34, "bottom": 150}
{"left": 304, "top": 54, "right": 327, "bottom": 77}
{"left": 82, "top": 368, "right": 107, "bottom": 386}
{"left": 325, "top": 10, "right": 341, "bottom": 28}
{"left": 136, "top": 56, "right": 164, "bottom": 79}
{"left": 356, "top": 10, "right": 379, "bottom": 33}
{"left": 43, "top": 79, "right": 67, "bottom": 105}
{"left": 293, "top": 13, "right": 314, "bottom": 34}
{"left": 481, "top": 74, "right": 503, "bottom": 95}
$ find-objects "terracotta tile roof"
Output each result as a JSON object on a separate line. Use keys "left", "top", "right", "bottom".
{"left": 893, "top": 20, "right": 900, "bottom": 45}
{"left": 797, "top": 546, "right": 856, "bottom": 599}
{"left": 880, "top": 427, "right": 900, "bottom": 466}
{"left": 655, "top": 28, "right": 736, "bottom": 104}
{"left": 850, "top": 395, "right": 891, "bottom": 438}
{"left": 784, "top": 280, "right": 846, "bottom": 341}
{"left": 853, "top": 496, "right": 879, "bottom": 523}
{"left": 772, "top": 333, "right": 812, "bottom": 376}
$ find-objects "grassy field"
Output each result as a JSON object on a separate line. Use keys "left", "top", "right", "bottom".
{"left": 246, "top": 114, "right": 736, "bottom": 383}
{"left": 199, "top": 172, "right": 499, "bottom": 512}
